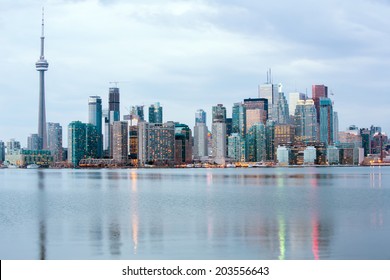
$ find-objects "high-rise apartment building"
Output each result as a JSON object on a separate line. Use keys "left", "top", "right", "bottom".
{"left": 36, "top": 10, "right": 49, "bottom": 150}
{"left": 174, "top": 123, "right": 192, "bottom": 164}
{"left": 193, "top": 123, "right": 208, "bottom": 159}
{"left": 232, "top": 102, "right": 246, "bottom": 138}
{"left": 244, "top": 98, "right": 268, "bottom": 131}
{"left": 6, "top": 139, "right": 21, "bottom": 155}
{"left": 138, "top": 121, "right": 175, "bottom": 166}
{"left": 47, "top": 122, "right": 62, "bottom": 162}
{"left": 88, "top": 96, "right": 103, "bottom": 158}
{"left": 319, "top": 98, "right": 333, "bottom": 146}
{"left": 312, "top": 85, "right": 328, "bottom": 122}
{"left": 228, "top": 133, "right": 243, "bottom": 162}
{"left": 68, "top": 121, "right": 87, "bottom": 167}
{"left": 27, "top": 134, "right": 42, "bottom": 150}
{"left": 211, "top": 104, "right": 227, "bottom": 164}
{"left": 195, "top": 109, "right": 206, "bottom": 125}
{"left": 86, "top": 123, "right": 99, "bottom": 158}
{"left": 108, "top": 87, "right": 120, "bottom": 157}
{"left": 246, "top": 123, "right": 266, "bottom": 162}
{"left": 149, "top": 102, "right": 163, "bottom": 123}
{"left": 112, "top": 121, "right": 128, "bottom": 164}
{"left": 212, "top": 104, "right": 226, "bottom": 123}
{"left": 294, "top": 100, "right": 317, "bottom": 143}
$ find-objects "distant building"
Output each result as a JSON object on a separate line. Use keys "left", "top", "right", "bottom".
{"left": 277, "top": 146, "right": 291, "bottom": 165}
{"left": 193, "top": 123, "right": 208, "bottom": 159}
{"left": 6, "top": 139, "right": 21, "bottom": 155}
{"left": 47, "top": 122, "right": 63, "bottom": 162}
{"left": 138, "top": 121, "right": 175, "bottom": 166}
{"left": 327, "top": 146, "right": 340, "bottom": 165}
{"left": 68, "top": 121, "right": 87, "bottom": 167}
{"left": 273, "top": 84, "right": 289, "bottom": 124}
{"left": 228, "top": 133, "right": 243, "bottom": 162}
{"left": 112, "top": 121, "right": 128, "bottom": 164}
{"left": 312, "top": 85, "right": 328, "bottom": 122}
{"left": 211, "top": 104, "right": 227, "bottom": 164}
{"left": 246, "top": 123, "right": 266, "bottom": 162}
{"left": 5, "top": 149, "right": 53, "bottom": 167}
{"left": 265, "top": 120, "right": 276, "bottom": 161}
{"left": 289, "top": 92, "right": 306, "bottom": 118}
{"left": 244, "top": 98, "right": 268, "bottom": 130}
{"left": 333, "top": 111, "right": 339, "bottom": 143}
{"left": 294, "top": 99, "right": 317, "bottom": 143}
{"left": 258, "top": 81, "right": 278, "bottom": 121}
{"left": 303, "top": 146, "right": 316, "bottom": 164}
{"left": 128, "top": 125, "right": 139, "bottom": 165}
{"left": 174, "top": 123, "right": 192, "bottom": 164}
{"left": 212, "top": 104, "right": 226, "bottom": 123}
{"left": 149, "top": 102, "right": 163, "bottom": 123}
{"left": 319, "top": 98, "right": 333, "bottom": 146}
{"left": 107, "top": 87, "right": 120, "bottom": 157}
{"left": 27, "top": 134, "right": 42, "bottom": 150}
{"left": 360, "top": 128, "right": 371, "bottom": 156}
{"left": 274, "top": 124, "right": 295, "bottom": 149}
{"left": 195, "top": 109, "right": 206, "bottom": 125}
{"left": 232, "top": 102, "right": 246, "bottom": 138}
{"left": 88, "top": 96, "right": 103, "bottom": 158}
{"left": 0, "top": 141, "right": 5, "bottom": 163}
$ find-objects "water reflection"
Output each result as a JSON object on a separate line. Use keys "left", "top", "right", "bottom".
{"left": 37, "top": 170, "right": 46, "bottom": 260}
{"left": 370, "top": 166, "right": 382, "bottom": 188}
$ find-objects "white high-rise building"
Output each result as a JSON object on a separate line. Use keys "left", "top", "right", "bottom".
{"left": 212, "top": 122, "right": 226, "bottom": 165}
{"left": 193, "top": 123, "right": 208, "bottom": 159}
{"left": 289, "top": 92, "right": 306, "bottom": 117}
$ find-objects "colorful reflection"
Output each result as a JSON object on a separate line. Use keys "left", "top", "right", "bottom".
{"left": 278, "top": 215, "right": 286, "bottom": 260}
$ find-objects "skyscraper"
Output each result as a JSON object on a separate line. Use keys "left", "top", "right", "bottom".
{"left": 227, "top": 133, "right": 242, "bottom": 162}
{"left": 36, "top": 9, "right": 49, "bottom": 149}
{"left": 273, "top": 85, "right": 289, "bottom": 124}
{"left": 149, "top": 102, "right": 163, "bottom": 123}
{"left": 0, "top": 141, "right": 5, "bottom": 163}
{"left": 27, "top": 134, "right": 42, "bottom": 151}
{"left": 112, "top": 121, "right": 128, "bottom": 164}
{"left": 246, "top": 123, "right": 266, "bottom": 162}
{"left": 195, "top": 109, "right": 206, "bottom": 125}
{"left": 193, "top": 123, "right": 208, "bottom": 159}
{"left": 68, "top": 121, "right": 87, "bottom": 167}
{"left": 294, "top": 100, "right": 317, "bottom": 143}
{"left": 319, "top": 98, "right": 334, "bottom": 146}
{"left": 108, "top": 87, "right": 120, "bottom": 157}
{"left": 312, "top": 85, "right": 328, "bottom": 122}
{"left": 244, "top": 98, "right": 268, "bottom": 131}
{"left": 174, "top": 123, "right": 193, "bottom": 164}
{"left": 88, "top": 96, "right": 103, "bottom": 157}
{"left": 232, "top": 102, "right": 246, "bottom": 138}
{"left": 212, "top": 104, "right": 226, "bottom": 123}
{"left": 289, "top": 92, "right": 306, "bottom": 117}
{"left": 47, "top": 122, "right": 62, "bottom": 162}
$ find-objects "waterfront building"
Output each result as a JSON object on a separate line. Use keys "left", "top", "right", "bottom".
{"left": 303, "top": 146, "right": 316, "bottom": 164}
{"left": 6, "top": 139, "right": 21, "bottom": 155}
{"left": 333, "top": 111, "right": 339, "bottom": 143}
{"left": 138, "top": 121, "right": 175, "bottom": 166}
{"left": 174, "top": 123, "right": 192, "bottom": 164}
{"left": 327, "top": 145, "right": 340, "bottom": 165}
{"left": 274, "top": 124, "right": 295, "bottom": 149}
{"left": 289, "top": 92, "right": 306, "bottom": 118}
{"left": 0, "top": 141, "right": 5, "bottom": 163}
{"left": 211, "top": 104, "right": 227, "bottom": 164}
{"left": 107, "top": 87, "right": 120, "bottom": 157}
{"left": 27, "top": 134, "right": 42, "bottom": 151}
{"left": 85, "top": 123, "right": 99, "bottom": 158}
{"left": 112, "top": 121, "right": 128, "bottom": 165}
{"left": 128, "top": 125, "right": 138, "bottom": 165}
{"left": 47, "top": 122, "right": 63, "bottom": 162}
{"left": 246, "top": 123, "right": 266, "bottom": 162}
{"left": 232, "top": 102, "right": 246, "bottom": 138}
{"left": 312, "top": 85, "right": 328, "bottom": 122}
{"left": 5, "top": 149, "right": 53, "bottom": 167}
{"left": 36, "top": 10, "right": 49, "bottom": 150}
{"left": 244, "top": 98, "right": 268, "bottom": 131}
{"left": 265, "top": 120, "right": 276, "bottom": 161}
{"left": 360, "top": 128, "right": 371, "bottom": 156}
{"left": 88, "top": 96, "right": 103, "bottom": 157}
{"left": 319, "top": 98, "right": 333, "bottom": 146}
{"left": 195, "top": 109, "right": 206, "bottom": 125}
{"left": 228, "top": 133, "right": 243, "bottom": 162}
{"left": 68, "top": 121, "right": 87, "bottom": 167}
{"left": 294, "top": 100, "right": 317, "bottom": 143}
{"left": 276, "top": 146, "right": 291, "bottom": 165}
{"left": 149, "top": 102, "right": 163, "bottom": 123}
{"left": 193, "top": 123, "right": 208, "bottom": 159}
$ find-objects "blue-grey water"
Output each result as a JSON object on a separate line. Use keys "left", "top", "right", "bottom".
{"left": 0, "top": 167, "right": 389, "bottom": 260}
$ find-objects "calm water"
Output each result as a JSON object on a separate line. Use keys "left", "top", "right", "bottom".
{"left": 0, "top": 167, "right": 389, "bottom": 260}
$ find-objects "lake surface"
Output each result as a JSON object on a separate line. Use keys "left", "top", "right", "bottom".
{"left": 0, "top": 167, "right": 389, "bottom": 260}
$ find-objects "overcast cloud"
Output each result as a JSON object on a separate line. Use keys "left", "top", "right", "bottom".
{"left": 1, "top": 0, "right": 390, "bottom": 145}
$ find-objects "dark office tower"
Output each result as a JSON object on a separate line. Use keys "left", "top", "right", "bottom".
{"left": 360, "top": 128, "right": 371, "bottom": 156}
{"left": 312, "top": 85, "right": 328, "bottom": 122}
{"left": 68, "top": 121, "right": 87, "bottom": 167}
{"left": 0, "top": 141, "right": 5, "bottom": 163}
{"left": 212, "top": 104, "right": 226, "bottom": 123}
{"left": 88, "top": 96, "right": 103, "bottom": 158}
{"left": 86, "top": 123, "right": 99, "bottom": 158}
{"left": 149, "top": 102, "right": 163, "bottom": 123}
{"left": 47, "top": 122, "right": 62, "bottom": 162}
{"left": 226, "top": 118, "right": 233, "bottom": 136}
{"left": 174, "top": 123, "right": 193, "bottom": 164}
{"left": 36, "top": 9, "right": 49, "bottom": 149}
{"left": 265, "top": 120, "right": 276, "bottom": 161}
{"left": 319, "top": 98, "right": 333, "bottom": 146}
{"left": 243, "top": 98, "right": 268, "bottom": 131}
{"left": 108, "top": 87, "right": 120, "bottom": 157}
{"left": 195, "top": 109, "right": 206, "bottom": 125}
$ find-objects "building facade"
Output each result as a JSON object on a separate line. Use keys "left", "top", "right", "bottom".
{"left": 319, "top": 98, "right": 334, "bottom": 146}
{"left": 88, "top": 96, "right": 103, "bottom": 158}
{"left": 112, "top": 121, "right": 128, "bottom": 164}
{"left": 47, "top": 122, "right": 63, "bottom": 162}
{"left": 149, "top": 102, "right": 163, "bottom": 123}
{"left": 294, "top": 99, "right": 317, "bottom": 143}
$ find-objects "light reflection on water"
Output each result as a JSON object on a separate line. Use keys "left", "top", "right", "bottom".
{"left": 0, "top": 167, "right": 390, "bottom": 260}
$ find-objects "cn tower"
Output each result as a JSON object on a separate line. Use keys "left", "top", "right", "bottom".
{"left": 36, "top": 8, "right": 49, "bottom": 150}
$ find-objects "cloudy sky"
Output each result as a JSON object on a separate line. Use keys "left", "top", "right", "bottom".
{"left": 1, "top": 0, "right": 389, "bottom": 146}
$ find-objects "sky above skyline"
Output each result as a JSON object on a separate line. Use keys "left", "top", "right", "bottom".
{"left": 1, "top": 0, "right": 390, "bottom": 146}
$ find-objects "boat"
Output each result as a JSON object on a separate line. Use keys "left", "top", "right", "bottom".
{"left": 27, "top": 164, "right": 40, "bottom": 169}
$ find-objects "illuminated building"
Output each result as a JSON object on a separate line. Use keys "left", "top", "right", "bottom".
{"left": 47, "top": 122, "right": 62, "bottom": 162}
{"left": 319, "top": 98, "right": 333, "bottom": 146}
{"left": 148, "top": 102, "right": 163, "bottom": 123}
{"left": 107, "top": 87, "right": 120, "bottom": 157}
{"left": 274, "top": 124, "right": 295, "bottom": 149}
{"left": 174, "top": 123, "right": 192, "bottom": 164}
{"left": 88, "top": 96, "right": 103, "bottom": 158}
{"left": 246, "top": 123, "right": 266, "bottom": 162}
{"left": 128, "top": 125, "right": 138, "bottom": 165}
{"left": 112, "top": 121, "right": 128, "bottom": 164}
{"left": 244, "top": 98, "right": 268, "bottom": 131}
{"left": 138, "top": 121, "right": 175, "bottom": 166}
{"left": 294, "top": 100, "right": 317, "bottom": 143}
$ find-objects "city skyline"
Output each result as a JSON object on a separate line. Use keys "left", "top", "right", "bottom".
{"left": 1, "top": 0, "right": 390, "bottom": 145}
